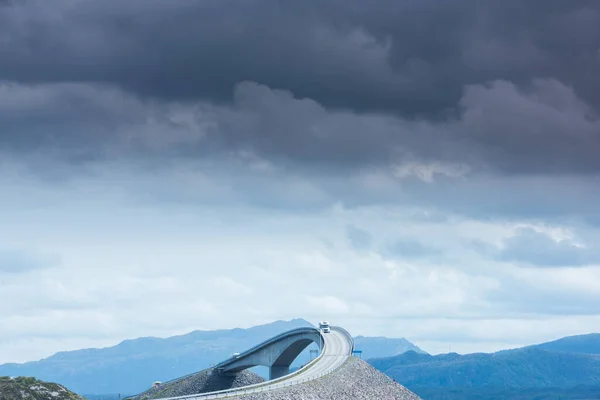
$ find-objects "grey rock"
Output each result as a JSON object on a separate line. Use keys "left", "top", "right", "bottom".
{"left": 130, "top": 357, "right": 420, "bottom": 400}
{"left": 130, "top": 369, "right": 265, "bottom": 400}
{"left": 238, "top": 358, "right": 421, "bottom": 400}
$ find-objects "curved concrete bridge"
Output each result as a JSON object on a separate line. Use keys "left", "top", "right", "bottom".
{"left": 154, "top": 325, "right": 354, "bottom": 400}
{"left": 215, "top": 327, "right": 324, "bottom": 379}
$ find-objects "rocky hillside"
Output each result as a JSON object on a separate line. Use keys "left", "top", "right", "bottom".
{"left": 129, "top": 369, "right": 264, "bottom": 400}
{"left": 0, "top": 377, "right": 83, "bottom": 400}
{"left": 238, "top": 357, "right": 420, "bottom": 400}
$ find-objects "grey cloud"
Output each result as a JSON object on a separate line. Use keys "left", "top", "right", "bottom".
{"left": 0, "top": 80, "right": 446, "bottom": 171}
{"left": 0, "top": 0, "right": 407, "bottom": 112}
{"left": 346, "top": 224, "right": 372, "bottom": 251}
{"left": 384, "top": 238, "right": 444, "bottom": 260}
{"left": 0, "top": 82, "right": 223, "bottom": 166}
{"left": 485, "top": 273, "right": 600, "bottom": 316}
{"left": 4, "top": 78, "right": 600, "bottom": 177}
{"left": 218, "top": 78, "right": 600, "bottom": 176}
{"left": 2, "top": 0, "right": 600, "bottom": 176}
{"left": 476, "top": 228, "right": 600, "bottom": 267}
{"left": 3, "top": 81, "right": 600, "bottom": 221}
{"left": 0, "top": 82, "right": 147, "bottom": 154}
{"left": 1, "top": 1, "right": 600, "bottom": 221}
{"left": 1, "top": 0, "right": 600, "bottom": 117}
{"left": 456, "top": 79, "right": 600, "bottom": 174}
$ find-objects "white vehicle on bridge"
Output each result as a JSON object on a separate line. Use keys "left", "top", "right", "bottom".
{"left": 319, "top": 321, "right": 330, "bottom": 333}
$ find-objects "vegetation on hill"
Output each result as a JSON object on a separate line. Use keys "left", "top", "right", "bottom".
{"left": 0, "top": 376, "right": 83, "bottom": 400}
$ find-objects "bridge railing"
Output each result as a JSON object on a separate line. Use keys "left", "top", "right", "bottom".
{"left": 332, "top": 326, "right": 354, "bottom": 353}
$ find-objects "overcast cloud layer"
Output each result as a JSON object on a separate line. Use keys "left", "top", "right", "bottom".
{"left": 1, "top": 0, "right": 600, "bottom": 363}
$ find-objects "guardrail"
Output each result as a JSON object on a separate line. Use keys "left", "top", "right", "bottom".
{"left": 332, "top": 326, "right": 354, "bottom": 354}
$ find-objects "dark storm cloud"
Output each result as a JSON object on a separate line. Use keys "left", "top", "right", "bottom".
{"left": 2, "top": 0, "right": 600, "bottom": 115}
{"left": 0, "top": 80, "right": 456, "bottom": 169}
{"left": 474, "top": 228, "right": 600, "bottom": 267}
{"left": 0, "top": 0, "right": 405, "bottom": 110}
{"left": 2, "top": 78, "right": 599, "bottom": 176}
{"left": 0, "top": 83, "right": 144, "bottom": 154}
{"left": 1, "top": 0, "right": 600, "bottom": 176}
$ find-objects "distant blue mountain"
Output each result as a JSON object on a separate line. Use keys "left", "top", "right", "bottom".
{"left": 353, "top": 335, "right": 426, "bottom": 358}
{"left": 0, "top": 319, "right": 422, "bottom": 396}
{"left": 370, "top": 348, "right": 600, "bottom": 388}
{"left": 528, "top": 333, "right": 600, "bottom": 354}
{"left": 368, "top": 333, "right": 600, "bottom": 400}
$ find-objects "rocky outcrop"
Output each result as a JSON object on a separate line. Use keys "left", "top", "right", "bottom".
{"left": 129, "top": 369, "right": 265, "bottom": 400}
{"left": 130, "top": 357, "right": 419, "bottom": 400}
{"left": 238, "top": 358, "right": 420, "bottom": 400}
{"left": 0, "top": 377, "right": 83, "bottom": 400}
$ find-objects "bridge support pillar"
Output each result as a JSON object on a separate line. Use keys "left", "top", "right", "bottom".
{"left": 269, "top": 365, "right": 290, "bottom": 380}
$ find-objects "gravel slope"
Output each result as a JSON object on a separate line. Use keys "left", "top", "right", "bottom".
{"left": 130, "top": 369, "right": 265, "bottom": 400}
{"left": 237, "top": 357, "right": 421, "bottom": 400}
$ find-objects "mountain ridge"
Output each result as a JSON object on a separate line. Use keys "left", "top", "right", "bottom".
{"left": 525, "top": 333, "right": 600, "bottom": 355}
{"left": 368, "top": 333, "right": 600, "bottom": 400}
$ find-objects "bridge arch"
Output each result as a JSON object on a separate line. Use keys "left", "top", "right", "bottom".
{"left": 215, "top": 328, "right": 323, "bottom": 379}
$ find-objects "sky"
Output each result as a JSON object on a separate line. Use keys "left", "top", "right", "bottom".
{"left": 1, "top": 0, "right": 600, "bottom": 363}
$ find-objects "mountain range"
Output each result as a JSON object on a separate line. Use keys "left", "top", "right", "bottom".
{"left": 0, "top": 319, "right": 423, "bottom": 395}
{"left": 369, "top": 333, "right": 600, "bottom": 400}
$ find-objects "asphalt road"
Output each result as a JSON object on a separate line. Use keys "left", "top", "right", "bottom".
{"left": 156, "top": 327, "right": 352, "bottom": 399}
{"left": 291, "top": 327, "right": 351, "bottom": 380}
